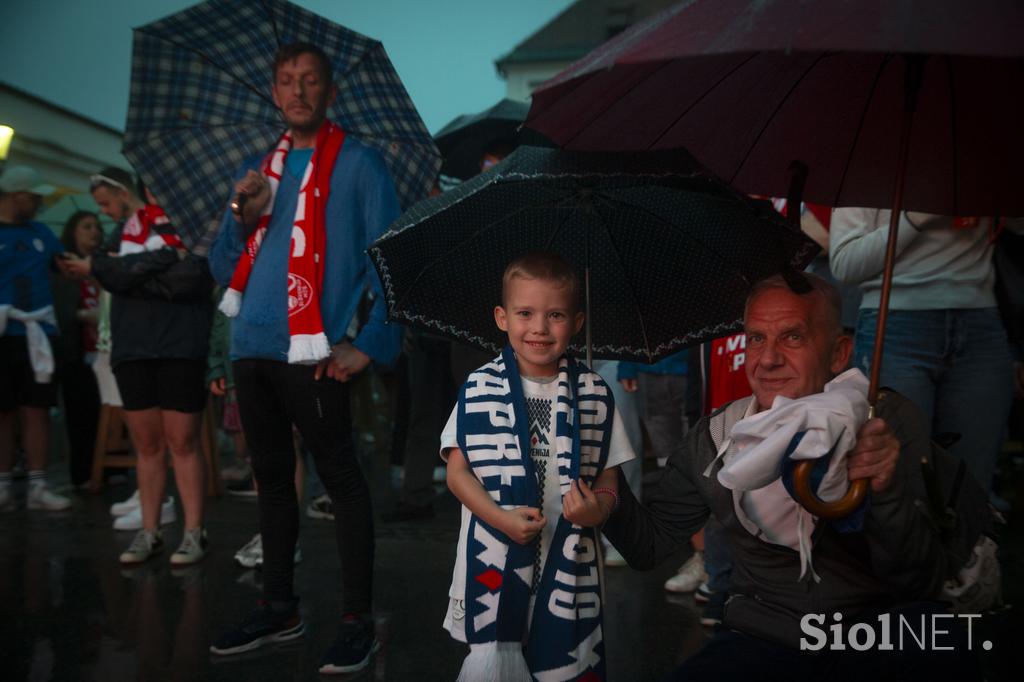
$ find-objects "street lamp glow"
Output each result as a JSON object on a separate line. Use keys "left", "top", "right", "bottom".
{"left": 0, "top": 126, "right": 13, "bottom": 161}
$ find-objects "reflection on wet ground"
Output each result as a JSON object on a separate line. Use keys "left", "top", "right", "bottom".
{"left": 0, "top": 458, "right": 1022, "bottom": 680}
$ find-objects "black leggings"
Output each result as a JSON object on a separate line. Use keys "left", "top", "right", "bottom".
{"left": 233, "top": 359, "right": 374, "bottom": 614}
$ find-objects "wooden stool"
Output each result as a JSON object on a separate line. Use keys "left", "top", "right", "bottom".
{"left": 89, "top": 405, "right": 134, "bottom": 493}
{"left": 199, "top": 401, "right": 222, "bottom": 497}
{"left": 88, "top": 403, "right": 222, "bottom": 497}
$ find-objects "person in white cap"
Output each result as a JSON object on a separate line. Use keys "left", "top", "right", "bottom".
{"left": 0, "top": 165, "right": 72, "bottom": 512}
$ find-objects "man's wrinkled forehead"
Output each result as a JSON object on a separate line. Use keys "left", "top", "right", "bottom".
{"left": 744, "top": 287, "right": 821, "bottom": 326}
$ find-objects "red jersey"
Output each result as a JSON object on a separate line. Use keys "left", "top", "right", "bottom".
{"left": 706, "top": 333, "right": 752, "bottom": 413}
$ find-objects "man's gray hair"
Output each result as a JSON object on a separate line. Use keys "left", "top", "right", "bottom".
{"left": 744, "top": 272, "right": 843, "bottom": 337}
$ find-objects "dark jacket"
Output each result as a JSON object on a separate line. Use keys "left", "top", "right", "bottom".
{"left": 604, "top": 390, "right": 954, "bottom": 648}
{"left": 91, "top": 227, "right": 213, "bottom": 367}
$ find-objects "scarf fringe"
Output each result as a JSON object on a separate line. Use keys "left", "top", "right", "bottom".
{"left": 456, "top": 643, "right": 532, "bottom": 682}
{"left": 287, "top": 333, "right": 331, "bottom": 364}
{"left": 218, "top": 288, "right": 242, "bottom": 317}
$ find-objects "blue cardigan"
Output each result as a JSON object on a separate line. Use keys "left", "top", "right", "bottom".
{"left": 208, "top": 136, "right": 402, "bottom": 365}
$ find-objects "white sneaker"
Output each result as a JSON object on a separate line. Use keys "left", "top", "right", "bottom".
{"left": 306, "top": 494, "right": 334, "bottom": 521}
{"left": 233, "top": 533, "right": 302, "bottom": 569}
{"left": 27, "top": 483, "right": 71, "bottom": 511}
{"left": 234, "top": 533, "right": 263, "bottom": 569}
{"left": 664, "top": 551, "right": 708, "bottom": 593}
{"left": 110, "top": 490, "right": 140, "bottom": 516}
{"left": 120, "top": 529, "right": 164, "bottom": 564}
{"left": 220, "top": 461, "right": 252, "bottom": 483}
{"left": 113, "top": 497, "right": 176, "bottom": 530}
{"left": 170, "top": 527, "right": 208, "bottom": 566}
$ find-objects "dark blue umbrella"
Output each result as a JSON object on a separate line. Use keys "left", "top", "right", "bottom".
{"left": 369, "top": 145, "right": 819, "bottom": 364}
{"left": 123, "top": 0, "right": 440, "bottom": 251}
{"left": 434, "top": 98, "right": 549, "bottom": 180}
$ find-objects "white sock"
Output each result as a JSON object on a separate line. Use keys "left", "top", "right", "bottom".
{"left": 28, "top": 470, "right": 46, "bottom": 488}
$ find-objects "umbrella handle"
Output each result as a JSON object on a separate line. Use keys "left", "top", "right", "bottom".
{"left": 791, "top": 461, "right": 868, "bottom": 520}
{"left": 230, "top": 192, "right": 248, "bottom": 216}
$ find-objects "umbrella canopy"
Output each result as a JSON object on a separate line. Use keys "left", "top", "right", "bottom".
{"left": 124, "top": 0, "right": 440, "bottom": 251}
{"left": 525, "top": 0, "right": 1024, "bottom": 516}
{"left": 526, "top": 0, "right": 1024, "bottom": 217}
{"left": 434, "top": 98, "right": 548, "bottom": 180}
{"left": 369, "top": 145, "right": 818, "bottom": 363}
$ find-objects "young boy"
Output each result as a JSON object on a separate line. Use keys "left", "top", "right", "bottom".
{"left": 440, "top": 252, "right": 635, "bottom": 681}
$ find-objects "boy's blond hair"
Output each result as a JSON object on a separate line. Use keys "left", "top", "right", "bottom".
{"left": 501, "top": 251, "right": 580, "bottom": 310}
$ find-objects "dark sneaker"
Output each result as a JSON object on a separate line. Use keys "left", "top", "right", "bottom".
{"left": 381, "top": 502, "right": 434, "bottom": 523}
{"left": 700, "top": 591, "right": 727, "bottom": 627}
{"left": 209, "top": 601, "right": 305, "bottom": 656}
{"left": 318, "top": 613, "right": 379, "bottom": 675}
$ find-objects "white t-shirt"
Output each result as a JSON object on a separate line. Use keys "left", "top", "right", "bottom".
{"left": 440, "top": 374, "right": 636, "bottom": 641}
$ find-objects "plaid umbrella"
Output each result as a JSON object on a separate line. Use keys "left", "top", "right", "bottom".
{"left": 369, "top": 145, "right": 819, "bottom": 364}
{"left": 123, "top": 0, "right": 440, "bottom": 252}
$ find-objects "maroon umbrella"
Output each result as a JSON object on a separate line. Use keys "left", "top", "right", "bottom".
{"left": 526, "top": 0, "right": 1024, "bottom": 517}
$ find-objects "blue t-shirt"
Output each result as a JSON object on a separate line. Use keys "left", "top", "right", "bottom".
{"left": 285, "top": 148, "right": 313, "bottom": 179}
{"left": 0, "top": 220, "right": 64, "bottom": 336}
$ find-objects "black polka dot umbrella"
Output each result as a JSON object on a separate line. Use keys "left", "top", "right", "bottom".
{"left": 369, "top": 145, "right": 818, "bottom": 364}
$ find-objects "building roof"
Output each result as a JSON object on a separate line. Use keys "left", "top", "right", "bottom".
{"left": 496, "top": 0, "right": 680, "bottom": 74}
{"left": 0, "top": 81, "right": 123, "bottom": 136}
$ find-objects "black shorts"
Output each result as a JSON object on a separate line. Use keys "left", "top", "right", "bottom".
{"left": 0, "top": 335, "right": 59, "bottom": 411}
{"left": 113, "top": 359, "right": 207, "bottom": 413}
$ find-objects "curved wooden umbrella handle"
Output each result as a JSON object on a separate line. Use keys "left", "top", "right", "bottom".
{"left": 791, "top": 461, "right": 868, "bottom": 520}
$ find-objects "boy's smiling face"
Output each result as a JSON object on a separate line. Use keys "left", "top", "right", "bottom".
{"left": 495, "top": 275, "right": 584, "bottom": 377}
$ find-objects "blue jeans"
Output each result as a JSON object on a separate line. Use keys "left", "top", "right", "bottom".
{"left": 703, "top": 516, "right": 733, "bottom": 593}
{"left": 854, "top": 308, "right": 1014, "bottom": 491}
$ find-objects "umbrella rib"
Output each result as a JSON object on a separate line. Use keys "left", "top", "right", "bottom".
{"left": 835, "top": 54, "right": 892, "bottom": 206}
{"left": 134, "top": 28, "right": 277, "bottom": 108}
{"left": 390, "top": 195, "right": 566, "bottom": 314}
{"left": 729, "top": 52, "right": 829, "bottom": 187}
{"left": 648, "top": 52, "right": 761, "bottom": 150}
{"left": 541, "top": 201, "right": 580, "bottom": 251}
{"left": 596, "top": 191, "right": 754, "bottom": 286}
{"left": 589, "top": 195, "right": 655, "bottom": 361}
{"left": 562, "top": 59, "right": 677, "bottom": 149}
{"left": 259, "top": 0, "right": 282, "bottom": 46}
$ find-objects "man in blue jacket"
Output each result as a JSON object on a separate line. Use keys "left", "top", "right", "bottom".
{"left": 207, "top": 42, "right": 401, "bottom": 674}
{"left": 0, "top": 165, "right": 71, "bottom": 513}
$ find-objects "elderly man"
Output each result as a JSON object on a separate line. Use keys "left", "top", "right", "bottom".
{"left": 207, "top": 42, "right": 401, "bottom": 673}
{"left": 0, "top": 165, "right": 71, "bottom": 513}
{"left": 605, "top": 273, "right": 983, "bottom": 680}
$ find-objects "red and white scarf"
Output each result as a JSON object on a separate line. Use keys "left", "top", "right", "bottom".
{"left": 118, "top": 204, "right": 184, "bottom": 255}
{"left": 218, "top": 121, "right": 346, "bottom": 364}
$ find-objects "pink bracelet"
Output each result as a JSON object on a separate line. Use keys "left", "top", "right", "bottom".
{"left": 593, "top": 487, "right": 619, "bottom": 511}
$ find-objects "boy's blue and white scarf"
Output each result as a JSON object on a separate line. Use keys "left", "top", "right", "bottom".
{"left": 455, "top": 346, "right": 614, "bottom": 682}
